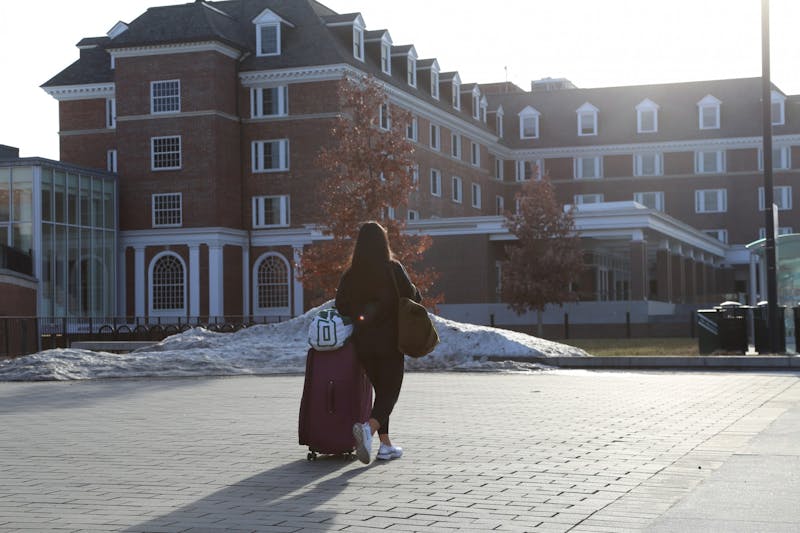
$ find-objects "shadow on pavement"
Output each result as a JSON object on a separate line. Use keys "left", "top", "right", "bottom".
{"left": 125, "top": 457, "right": 365, "bottom": 532}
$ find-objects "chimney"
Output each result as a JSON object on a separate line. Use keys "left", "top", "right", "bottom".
{"left": 0, "top": 145, "right": 20, "bottom": 159}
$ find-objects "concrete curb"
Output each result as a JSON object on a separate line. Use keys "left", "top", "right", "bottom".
{"left": 488, "top": 355, "right": 800, "bottom": 370}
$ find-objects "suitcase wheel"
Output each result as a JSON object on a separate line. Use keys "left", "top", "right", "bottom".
{"left": 307, "top": 451, "right": 318, "bottom": 461}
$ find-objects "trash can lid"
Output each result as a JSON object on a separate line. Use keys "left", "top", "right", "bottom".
{"left": 717, "top": 301, "right": 743, "bottom": 308}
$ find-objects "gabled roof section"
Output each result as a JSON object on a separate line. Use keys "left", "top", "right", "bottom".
{"left": 697, "top": 94, "right": 721, "bottom": 106}
{"left": 252, "top": 7, "right": 295, "bottom": 27}
{"left": 518, "top": 105, "right": 540, "bottom": 116}
{"left": 417, "top": 58, "right": 439, "bottom": 71}
{"left": 441, "top": 71, "right": 461, "bottom": 84}
{"left": 391, "top": 44, "right": 417, "bottom": 58}
{"left": 106, "top": 21, "right": 129, "bottom": 40}
{"left": 105, "top": 1, "right": 247, "bottom": 51}
{"left": 364, "top": 29, "right": 391, "bottom": 43}
{"left": 636, "top": 98, "right": 660, "bottom": 110}
{"left": 576, "top": 102, "right": 599, "bottom": 113}
{"left": 323, "top": 12, "right": 363, "bottom": 27}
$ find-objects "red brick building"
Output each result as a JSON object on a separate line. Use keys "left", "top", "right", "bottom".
{"left": 41, "top": 0, "right": 800, "bottom": 335}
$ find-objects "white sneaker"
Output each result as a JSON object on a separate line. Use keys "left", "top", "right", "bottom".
{"left": 376, "top": 443, "right": 403, "bottom": 460}
{"left": 352, "top": 422, "right": 372, "bottom": 464}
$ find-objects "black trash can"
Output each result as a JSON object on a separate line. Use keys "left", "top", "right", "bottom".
{"left": 715, "top": 302, "right": 749, "bottom": 355}
{"left": 696, "top": 308, "right": 721, "bottom": 354}
{"left": 754, "top": 302, "right": 786, "bottom": 354}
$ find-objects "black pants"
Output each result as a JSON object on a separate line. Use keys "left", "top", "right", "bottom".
{"left": 355, "top": 336, "right": 404, "bottom": 435}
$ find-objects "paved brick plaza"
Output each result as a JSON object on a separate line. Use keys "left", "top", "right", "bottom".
{"left": 1, "top": 370, "right": 799, "bottom": 532}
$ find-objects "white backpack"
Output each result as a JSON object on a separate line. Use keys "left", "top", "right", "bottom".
{"left": 308, "top": 308, "right": 353, "bottom": 351}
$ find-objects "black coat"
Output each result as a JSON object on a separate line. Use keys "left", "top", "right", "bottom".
{"left": 335, "top": 260, "right": 421, "bottom": 355}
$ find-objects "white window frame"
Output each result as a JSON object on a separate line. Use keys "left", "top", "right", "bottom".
{"left": 574, "top": 156, "right": 602, "bottom": 179}
{"left": 150, "top": 80, "right": 180, "bottom": 114}
{"left": 633, "top": 191, "right": 665, "bottom": 211}
{"left": 250, "top": 86, "right": 288, "bottom": 118}
{"left": 695, "top": 189, "right": 727, "bottom": 213}
{"left": 698, "top": 94, "right": 721, "bottom": 129}
{"left": 252, "top": 252, "right": 291, "bottom": 317}
{"left": 695, "top": 150, "right": 726, "bottom": 174}
{"left": 471, "top": 183, "right": 482, "bottom": 209}
{"left": 379, "top": 103, "right": 390, "bottom": 130}
{"left": 496, "top": 107, "right": 504, "bottom": 138}
{"left": 451, "top": 133, "right": 461, "bottom": 159}
{"left": 407, "top": 209, "right": 419, "bottom": 221}
{"left": 252, "top": 139, "right": 289, "bottom": 173}
{"left": 495, "top": 158, "right": 504, "bottom": 180}
{"left": 518, "top": 106, "right": 540, "bottom": 139}
{"left": 407, "top": 55, "right": 417, "bottom": 87}
{"left": 703, "top": 229, "right": 729, "bottom": 244}
{"left": 381, "top": 41, "right": 391, "bottom": 75}
{"left": 574, "top": 194, "right": 604, "bottom": 205}
{"left": 516, "top": 159, "right": 542, "bottom": 181}
{"left": 256, "top": 23, "right": 280, "bottom": 56}
{"left": 151, "top": 136, "right": 182, "bottom": 170}
{"left": 633, "top": 152, "right": 663, "bottom": 176}
{"left": 480, "top": 96, "right": 488, "bottom": 123}
{"left": 636, "top": 98, "right": 659, "bottom": 133}
{"left": 430, "top": 168, "right": 442, "bottom": 197}
{"left": 106, "top": 149, "right": 117, "bottom": 173}
{"left": 772, "top": 90, "right": 786, "bottom": 126}
{"left": 148, "top": 251, "right": 187, "bottom": 318}
{"left": 406, "top": 116, "right": 418, "bottom": 141}
{"left": 495, "top": 195, "right": 505, "bottom": 216}
{"left": 759, "top": 146, "right": 791, "bottom": 170}
{"left": 252, "top": 195, "right": 290, "bottom": 228}
{"left": 410, "top": 164, "right": 419, "bottom": 186}
{"left": 577, "top": 103, "right": 598, "bottom": 136}
{"left": 451, "top": 176, "right": 463, "bottom": 204}
{"left": 431, "top": 67, "right": 440, "bottom": 100}
{"left": 353, "top": 25, "right": 364, "bottom": 61}
{"left": 472, "top": 88, "right": 481, "bottom": 120}
{"left": 452, "top": 78, "right": 461, "bottom": 110}
{"left": 106, "top": 98, "right": 116, "bottom": 128}
{"left": 430, "top": 123, "right": 441, "bottom": 151}
{"left": 758, "top": 186, "right": 792, "bottom": 211}
{"left": 471, "top": 141, "right": 480, "bottom": 167}
{"left": 759, "top": 227, "right": 793, "bottom": 239}
{"left": 152, "top": 192, "right": 182, "bottom": 228}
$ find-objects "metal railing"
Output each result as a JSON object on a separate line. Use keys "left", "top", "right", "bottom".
{"left": 0, "top": 315, "right": 292, "bottom": 359}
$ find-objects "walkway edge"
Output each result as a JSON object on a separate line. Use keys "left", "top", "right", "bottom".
{"left": 486, "top": 355, "right": 800, "bottom": 370}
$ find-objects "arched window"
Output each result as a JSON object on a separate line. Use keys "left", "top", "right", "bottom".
{"left": 254, "top": 253, "right": 291, "bottom": 316}
{"left": 149, "top": 253, "right": 186, "bottom": 317}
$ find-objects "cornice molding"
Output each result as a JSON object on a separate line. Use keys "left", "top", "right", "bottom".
{"left": 42, "top": 83, "right": 115, "bottom": 102}
{"left": 120, "top": 227, "right": 249, "bottom": 248}
{"left": 117, "top": 109, "right": 240, "bottom": 123}
{"left": 109, "top": 41, "right": 241, "bottom": 60}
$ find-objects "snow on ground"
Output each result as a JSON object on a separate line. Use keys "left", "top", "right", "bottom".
{"left": 0, "top": 303, "right": 587, "bottom": 381}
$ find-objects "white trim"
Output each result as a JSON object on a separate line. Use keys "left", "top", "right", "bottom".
{"left": 636, "top": 98, "right": 659, "bottom": 133}
{"left": 771, "top": 90, "right": 786, "bottom": 125}
{"left": 518, "top": 105, "right": 540, "bottom": 139}
{"left": 109, "top": 41, "right": 241, "bottom": 60}
{"left": 698, "top": 94, "right": 722, "bottom": 129}
{"left": 42, "top": 83, "right": 115, "bottom": 101}
{"left": 577, "top": 102, "right": 599, "bottom": 136}
{"left": 252, "top": 251, "right": 292, "bottom": 317}
{"left": 120, "top": 227, "right": 249, "bottom": 248}
{"left": 150, "top": 79, "right": 181, "bottom": 115}
{"left": 134, "top": 246, "right": 145, "bottom": 317}
{"left": 208, "top": 245, "right": 224, "bottom": 319}
{"left": 189, "top": 244, "right": 200, "bottom": 318}
{"left": 148, "top": 251, "right": 188, "bottom": 318}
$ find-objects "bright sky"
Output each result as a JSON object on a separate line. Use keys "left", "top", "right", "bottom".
{"left": 2, "top": 0, "right": 798, "bottom": 161}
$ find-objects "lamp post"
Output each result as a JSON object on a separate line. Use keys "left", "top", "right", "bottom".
{"left": 761, "top": 0, "right": 780, "bottom": 353}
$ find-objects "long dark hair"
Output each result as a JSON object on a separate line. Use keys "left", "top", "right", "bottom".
{"left": 350, "top": 221, "right": 393, "bottom": 273}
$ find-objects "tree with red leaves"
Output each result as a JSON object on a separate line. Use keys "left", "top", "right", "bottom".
{"left": 299, "top": 75, "right": 440, "bottom": 308}
{"left": 501, "top": 174, "right": 583, "bottom": 336}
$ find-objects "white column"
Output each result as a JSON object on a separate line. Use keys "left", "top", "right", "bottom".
{"left": 208, "top": 244, "right": 224, "bottom": 319}
{"left": 293, "top": 245, "right": 304, "bottom": 317}
{"left": 134, "top": 246, "right": 145, "bottom": 318}
{"left": 117, "top": 246, "right": 126, "bottom": 317}
{"left": 242, "top": 246, "right": 250, "bottom": 318}
{"left": 189, "top": 244, "right": 200, "bottom": 320}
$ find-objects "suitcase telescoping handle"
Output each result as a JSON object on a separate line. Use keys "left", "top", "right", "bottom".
{"left": 327, "top": 380, "right": 335, "bottom": 414}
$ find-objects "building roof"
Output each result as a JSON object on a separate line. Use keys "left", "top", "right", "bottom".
{"left": 488, "top": 77, "right": 785, "bottom": 148}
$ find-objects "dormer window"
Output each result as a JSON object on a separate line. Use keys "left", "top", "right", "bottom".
{"left": 697, "top": 94, "right": 721, "bottom": 129}
{"left": 452, "top": 75, "right": 461, "bottom": 110}
{"left": 519, "top": 106, "right": 541, "bottom": 139}
{"left": 407, "top": 56, "right": 417, "bottom": 87}
{"left": 253, "top": 9, "right": 294, "bottom": 57}
{"left": 772, "top": 90, "right": 786, "bottom": 125}
{"left": 381, "top": 41, "right": 391, "bottom": 74}
{"left": 353, "top": 25, "right": 364, "bottom": 61}
{"left": 636, "top": 98, "right": 659, "bottom": 133}
{"left": 431, "top": 64, "right": 440, "bottom": 100}
{"left": 480, "top": 97, "right": 488, "bottom": 123}
{"left": 496, "top": 107, "right": 504, "bottom": 138}
{"left": 577, "top": 103, "right": 598, "bottom": 136}
{"left": 472, "top": 87, "right": 481, "bottom": 120}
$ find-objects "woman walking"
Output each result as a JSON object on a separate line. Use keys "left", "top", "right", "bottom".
{"left": 335, "top": 221, "right": 422, "bottom": 464}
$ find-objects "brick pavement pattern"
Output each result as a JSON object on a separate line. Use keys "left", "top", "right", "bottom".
{"left": 1, "top": 370, "right": 798, "bottom": 532}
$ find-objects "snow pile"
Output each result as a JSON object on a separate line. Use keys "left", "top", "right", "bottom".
{"left": 0, "top": 304, "right": 586, "bottom": 381}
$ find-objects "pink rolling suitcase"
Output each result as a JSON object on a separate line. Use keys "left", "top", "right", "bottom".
{"left": 298, "top": 342, "right": 373, "bottom": 460}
